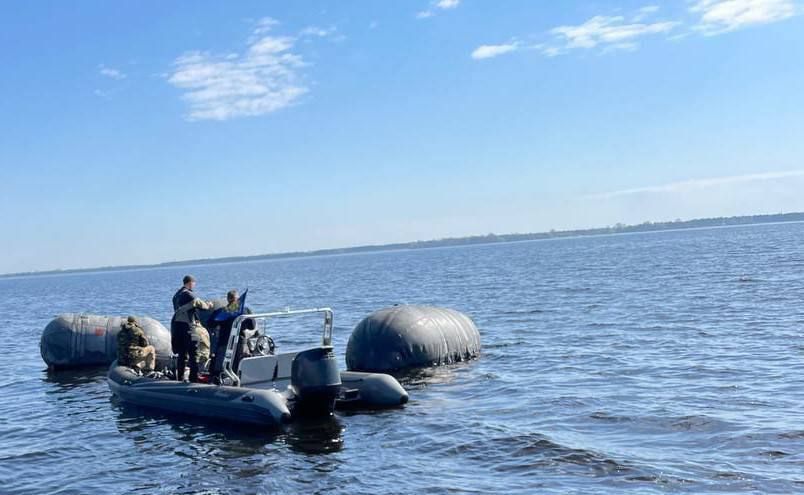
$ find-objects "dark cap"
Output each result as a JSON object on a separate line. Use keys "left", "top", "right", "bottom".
{"left": 183, "top": 275, "right": 196, "bottom": 284}
{"left": 127, "top": 316, "right": 137, "bottom": 323}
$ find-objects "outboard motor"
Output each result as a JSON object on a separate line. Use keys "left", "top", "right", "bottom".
{"left": 290, "top": 346, "right": 341, "bottom": 417}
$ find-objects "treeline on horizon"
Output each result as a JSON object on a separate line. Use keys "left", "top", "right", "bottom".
{"left": 6, "top": 212, "right": 804, "bottom": 278}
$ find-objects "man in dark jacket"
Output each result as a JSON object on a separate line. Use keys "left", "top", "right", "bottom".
{"left": 171, "top": 275, "right": 213, "bottom": 382}
{"left": 117, "top": 316, "right": 156, "bottom": 372}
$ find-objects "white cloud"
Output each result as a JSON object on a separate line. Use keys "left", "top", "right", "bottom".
{"left": 99, "top": 65, "right": 126, "bottom": 80}
{"left": 417, "top": 0, "right": 460, "bottom": 19}
{"left": 299, "top": 26, "right": 337, "bottom": 38}
{"left": 473, "top": 6, "right": 680, "bottom": 59}
{"left": 253, "top": 17, "right": 279, "bottom": 36}
{"left": 587, "top": 170, "right": 804, "bottom": 200}
{"left": 168, "top": 19, "right": 309, "bottom": 121}
{"left": 472, "top": 2, "right": 797, "bottom": 60}
{"left": 633, "top": 5, "right": 661, "bottom": 21}
{"left": 436, "top": 0, "right": 460, "bottom": 9}
{"left": 690, "top": 0, "right": 797, "bottom": 35}
{"left": 471, "top": 43, "right": 519, "bottom": 60}
{"left": 547, "top": 15, "right": 678, "bottom": 55}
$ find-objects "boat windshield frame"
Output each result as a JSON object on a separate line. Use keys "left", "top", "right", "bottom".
{"left": 220, "top": 307, "right": 333, "bottom": 386}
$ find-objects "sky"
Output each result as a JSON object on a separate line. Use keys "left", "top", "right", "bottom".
{"left": 1, "top": 0, "right": 803, "bottom": 274}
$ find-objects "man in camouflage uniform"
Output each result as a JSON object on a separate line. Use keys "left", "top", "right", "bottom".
{"left": 171, "top": 275, "right": 214, "bottom": 382}
{"left": 117, "top": 316, "right": 156, "bottom": 372}
{"left": 224, "top": 289, "right": 239, "bottom": 313}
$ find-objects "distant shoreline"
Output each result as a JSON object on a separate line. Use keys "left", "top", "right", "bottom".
{"left": 3, "top": 212, "right": 803, "bottom": 279}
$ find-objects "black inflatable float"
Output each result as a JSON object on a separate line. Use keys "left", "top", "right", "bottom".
{"left": 40, "top": 314, "right": 172, "bottom": 369}
{"left": 346, "top": 305, "right": 481, "bottom": 372}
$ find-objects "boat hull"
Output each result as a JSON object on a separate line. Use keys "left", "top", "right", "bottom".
{"left": 336, "top": 371, "right": 409, "bottom": 409}
{"left": 108, "top": 366, "right": 290, "bottom": 426}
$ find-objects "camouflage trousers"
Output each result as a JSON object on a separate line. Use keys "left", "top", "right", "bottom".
{"left": 190, "top": 324, "right": 211, "bottom": 367}
{"left": 175, "top": 323, "right": 210, "bottom": 382}
{"left": 121, "top": 345, "right": 156, "bottom": 371}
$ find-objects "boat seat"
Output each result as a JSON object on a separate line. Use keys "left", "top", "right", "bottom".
{"left": 238, "top": 352, "right": 298, "bottom": 388}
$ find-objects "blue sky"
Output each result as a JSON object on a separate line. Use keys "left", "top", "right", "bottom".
{"left": 1, "top": 0, "right": 803, "bottom": 273}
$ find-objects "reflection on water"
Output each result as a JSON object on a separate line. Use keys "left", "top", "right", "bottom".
{"left": 285, "top": 417, "right": 345, "bottom": 455}
{"left": 111, "top": 399, "right": 343, "bottom": 457}
{"left": 42, "top": 367, "right": 108, "bottom": 389}
{"left": 394, "top": 360, "right": 475, "bottom": 389}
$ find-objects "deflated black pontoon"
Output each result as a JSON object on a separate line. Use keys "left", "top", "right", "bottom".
{"left": 41, "top": 314, "right": 172, "bottom": 369}
{"left": 346, "top": 305, "right": 481, "bottom": 372}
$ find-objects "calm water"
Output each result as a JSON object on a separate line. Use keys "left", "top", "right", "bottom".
{"left": 1, "top": 223, "right": 803, "bottom": 494}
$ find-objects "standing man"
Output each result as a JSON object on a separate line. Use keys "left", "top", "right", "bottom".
{"left": 171, "top": 275, "right": 214, "bottom": 382}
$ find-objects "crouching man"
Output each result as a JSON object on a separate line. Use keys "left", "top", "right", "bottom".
{"left": 117, "top": 316, "right": 156, "bottom": 372}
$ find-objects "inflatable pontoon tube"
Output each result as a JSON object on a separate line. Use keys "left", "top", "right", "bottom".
{"left": 346, "top": 305, "right": 481, "bottom": 372}
{"left": 41, "top": 314, "right": 172, "bottom": 369}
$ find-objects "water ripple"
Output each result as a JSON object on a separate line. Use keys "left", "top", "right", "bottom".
{"left": 1, "top": 223, "right": 803, "bottom": 493}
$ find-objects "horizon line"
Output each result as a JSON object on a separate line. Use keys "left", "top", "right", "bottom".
{"left": 2, "top": 211, "right": 803, "bottom": 279}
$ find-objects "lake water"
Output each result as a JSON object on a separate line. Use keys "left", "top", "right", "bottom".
{"left": 1, "top": 223, "right": 803, "bottom": 494}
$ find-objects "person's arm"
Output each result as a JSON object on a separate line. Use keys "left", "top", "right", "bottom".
{"left": 136, "top": 328, "right": 149, "bottom": 347}
{"left": 175, "top": 297, "right": 212, "bottom": 314}
{"left": 193, "top": 299, "right": 214, "bottom": 310}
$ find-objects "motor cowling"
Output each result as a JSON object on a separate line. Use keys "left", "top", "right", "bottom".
{"left": 290, "top": 346, "right": 342, "bottom": 417}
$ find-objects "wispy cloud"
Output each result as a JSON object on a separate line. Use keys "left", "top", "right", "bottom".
{"left": 299, "top": 25, "right": 337, "bottom": 38}
{"left": 253, "top": 17, "right": 279, "bottom": 36}
{"left": 98, "top": 64, "right": 126, "bottom": 80}
{"left": 417, "top": 0, "right": 461, "bottom": 19}
{"left": 471, "top": 1, "right": 799, "bottom": 60}
{"left": 545, "top": 15, "right": 679, "bottom": 55}
{"left": 471, "top": 42, "right": 520, "bottom": 60}
{"left": 167, "top": 18, "right": 315, "bottom": 121}
{"left": 586, "top": 170, "right": 804, "bottom": 200}
{"left": 690, "top": 0, "right": 797, "bottom": 35}
{"left": 633, "top": 5, "right": 661, "bottom": 22}
{"left": 471, "top": 6, "right": 678, "bottom": 59}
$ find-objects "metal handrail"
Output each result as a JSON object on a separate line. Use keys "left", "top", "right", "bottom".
{"left": 220, "top": 307, "right": 333, "bottom": 386}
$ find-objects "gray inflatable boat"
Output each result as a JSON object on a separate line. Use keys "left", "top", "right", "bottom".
{"left": 107, "top": 308, "right": 408, "bottom": 426}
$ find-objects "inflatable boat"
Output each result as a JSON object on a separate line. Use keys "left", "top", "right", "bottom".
{"left": 108, "top": 308, "right": 408, "bottom": 426}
